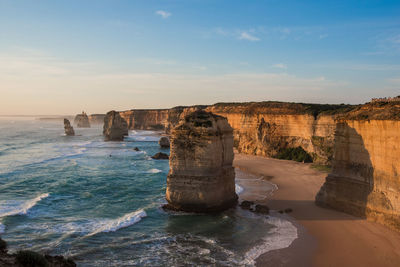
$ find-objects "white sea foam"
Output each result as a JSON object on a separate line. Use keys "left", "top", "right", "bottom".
{"left": 235, "top": 184, "right": 244, "bottom": 194}
{"left": 147, "top": 168, "right": 162, "bottom": 174}
{"left": 86, "top": 209, "right": 147, "bottom": 237}
{"left": 241, "top": 215, "right": 298, "bottom": 265}
{"left": 0, "top": 193, "right": 49, "bottom": 218}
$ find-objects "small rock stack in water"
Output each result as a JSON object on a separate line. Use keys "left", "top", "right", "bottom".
{"left": 103, "top": 111, "right": 129, "bottom": 141}
{"left": 74, "top": 111, "right": 90, "bottom": 128}
{"left": 165, "top": 110, "right": 237, "bottom": 212}
{"left": 63, "top": 119, "right": 75, "bottom": 136}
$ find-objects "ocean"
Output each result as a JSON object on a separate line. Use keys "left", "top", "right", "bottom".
{"left": 0, "top": 117, "right": 297, "bottom": 266}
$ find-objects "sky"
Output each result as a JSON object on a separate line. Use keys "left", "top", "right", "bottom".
{"left": 1, "top": 0, "right": 400, "bottom": 115}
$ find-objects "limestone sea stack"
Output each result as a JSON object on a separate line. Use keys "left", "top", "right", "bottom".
{"left": 63, "top": 119, "right": 75, "bottom": 136}
{"left": 159, "top": 136, "right": 170, "bottom": 148}
{"left": 165, "top": 110, "right": 238, "bottom": 212}
{"left": 103, "top": 111, "right": 129, "bottom": 141}
{"left": 74, "top": 111, "right": 90, "bottom": 128}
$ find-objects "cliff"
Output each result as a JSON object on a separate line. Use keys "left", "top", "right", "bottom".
{"left": 165, "top": 110, "right": 237, "bottom": 212}
{"left": 117, "top": 102, "right": 353, "bottom": 164}
{"left": 316, "top": 101, "right": 400, "bottom": 231}
{"left": 63, "top": 119, "right": 75, "bottom": 136}
{"left": 88, "top": 114, "right": 105, "bottom": 125}
{"left": 205, "top": 102, "right": 353, "bottom": 164}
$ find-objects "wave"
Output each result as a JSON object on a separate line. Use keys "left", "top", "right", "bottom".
{"left": 235, "top": 184, "right": 244, "bottom": 194}
{"left": 241, "top": 215, "right": 298, "bottom": 265}
{"left": 86, "top": 209, "right": 147, "bottom": 237}
{"left": 0, "top": 223, "right": 4, "bottom": 233}
{"left": 147, "top": 168, "right": 162, "bottom": 174}
{"left": 0, "top": 193, "right": 49, "bottom": 218}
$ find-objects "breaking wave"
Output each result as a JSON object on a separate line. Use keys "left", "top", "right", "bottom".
{"left": 86, "top": 209, "right": 147, "bottom": 237}
{"left": 0, "top": 193, "right": 49, "bottom": 218}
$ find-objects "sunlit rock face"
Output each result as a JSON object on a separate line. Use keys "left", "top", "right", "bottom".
{"left": 165, "top": 110, "right": 237, "bottom": 212}
{"left": 63, "top": 119, "right": 75, "bottom": 136}
{"left": 316, "top": 102, "right": 400, "bottom": 231}
{"left": 103, "top": 111, "right": 128, "bottom": 141}
{"left": 74, "top": 111, "right": 91, "bottom": 128}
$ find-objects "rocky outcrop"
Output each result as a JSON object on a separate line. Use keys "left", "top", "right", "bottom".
{"left": 151, "top": 152, "right": 169, "bottom": 160}
{"left": 63, "top": 119, "right": 75, "bottom": 136}
{"left": 159, "top": 137, "right": 170, "bottom": 148}
{"left": 316, "top": 101, "right": 400, "bottom": 231}
{"left": 165, "top": 110, "right": 238, "bottom": 212}
{"left": 74, "top": 111, "right": 90, "bottom": 128}
{"left": 103, "top": 111, "right": 128, "bottom": 141}
{"left": 88, "top": 114, "right": 105, "bottom": 125}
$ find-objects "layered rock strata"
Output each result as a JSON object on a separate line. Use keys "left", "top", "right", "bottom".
{"left": 74, "top": 111, "right": 90, "bottom": 128}
{"left": 63, "top": 119, "right": 75, "bottom": 136}
{"left": 316, "top": 101, "right": 400, "bottom": 231}
{"left": 103, "top": 111, "right": 129, "bottom": 141}
{"left": 88, "top": 114, "right": 105, "bottom": 125}
{"left": 165, "top": 110, "right": 238, "bottom": 212}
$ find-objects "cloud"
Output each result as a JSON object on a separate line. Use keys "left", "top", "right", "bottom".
{"left": 155, "top": 10, "right": 171, "bottom": 19}
{"left": 238, "top": 31, "right": 260, "bottom": 41}
{"left": 273, "top": 63, "right": 287, "bottom": 69}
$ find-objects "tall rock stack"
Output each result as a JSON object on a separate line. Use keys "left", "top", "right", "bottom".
{"left": 103, "top": 111, "right": 129, "bottom": 141}
{"left": 165, "top": 110, "right": 237, "bottom": 212}
{"left": 74, "top": 111, "right": 91, "bottom": 128}
{"left": 63, "top": 119, "right": 75, "bottom": 136}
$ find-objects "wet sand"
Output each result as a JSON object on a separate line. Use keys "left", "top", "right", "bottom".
{"left": 234, "top": 153, "right": 400, "bottom": 267}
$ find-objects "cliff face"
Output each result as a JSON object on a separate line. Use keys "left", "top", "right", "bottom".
{"left": 205, "top": 103, "right": 349, "bottom": 164}
{"left": 165, "top": 110, "right": 237, "bottom": 212}
{"left": 88, "top": 114, "right": 105, "bottom": 125}
{"left": 63, "top": 119, "right": 75, "bottom": 136}
{"left": 316, "top": 102, "right": 400, "bottom": 231}
{"left": 119, "top": 109, "right": 169, "bottom": 130}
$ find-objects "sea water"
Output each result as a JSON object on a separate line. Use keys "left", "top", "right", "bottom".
{"left": 0, "top": 117, "right": 297, "bottom": 266}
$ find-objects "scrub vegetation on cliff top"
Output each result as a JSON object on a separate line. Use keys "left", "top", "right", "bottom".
{"left": 212, "top": 101, "right": 356, "bottom": 117}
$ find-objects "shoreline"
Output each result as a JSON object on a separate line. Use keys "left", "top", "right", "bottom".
{"left": 234, "top": 153, "right": 400, "bottom": 267}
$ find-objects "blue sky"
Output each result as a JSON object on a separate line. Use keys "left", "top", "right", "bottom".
{"left": 1, "top": 0, "right": 400, "bottom": 114}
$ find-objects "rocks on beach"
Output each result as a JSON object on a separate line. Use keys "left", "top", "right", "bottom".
{"left": 158, "top": 136, "right": 170, "bottom": 148}
{"left": 63, "top": 119, "right": 75, "bottom": 136}
{"left": 103, "top": 111, "right": 129, "bottom": 141}
{"left": 74, "top": 111, "right": 90, "bottom": 128}
{"left": 165, "top": 110, "right": 238, "bottom": 212}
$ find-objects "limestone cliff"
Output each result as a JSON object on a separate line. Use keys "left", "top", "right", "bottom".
{"left": 63, "top": 119, "right": 75, "bottom": 136}
{"left": 206, "top": 102, "right": 353, "bottom": 164}
{"left": 316, "top": 101, "right": 400, "bottom": 231}
{"left": 74, "top": 111, "right": 90, "bottom": 128}
{"left": 119, "top": 109, "right": 169, "bottom": 130}
{"left": 103, "top": 111, "right": 129, "bottom": 141}
{"left": 165, "top": 110, "right": 238, "bottom": 212}
{"left": 88, "top": 114, "right": 105, "bottom": 125}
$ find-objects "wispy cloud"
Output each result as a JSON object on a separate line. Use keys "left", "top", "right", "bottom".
{"left": 238, "top": 31, "right": 260, "bottom": 41}
{"left": 155, "top": 10, "right": 171, "bottom": 19}
{"left": 273, "top": 63, "right": 287, "bottom": 69}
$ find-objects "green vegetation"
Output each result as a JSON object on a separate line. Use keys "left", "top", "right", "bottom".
{"left": 275, "top": 146, "right": 313, "bottom": 163}
{"left": 16, "top": 250, "right": 49, "bottom": 267}
{"left": 311, "top": 164, "right": 332, "bottom": 173}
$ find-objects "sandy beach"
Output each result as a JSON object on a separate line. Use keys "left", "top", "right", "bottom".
{"left": 234, "top": 153, "right": 400, "bottom": 267}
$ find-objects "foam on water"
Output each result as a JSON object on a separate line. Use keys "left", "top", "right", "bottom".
{"left": 241, "top": 215, "right": 298, "bottom": 265}
{"left": 147, "top": 168, "right": 162, "bottom": 174}
{"left": 0, "top": 193, "right": 49, "bottom": 218}
{"left": 86, "top": 209, "right": 147, "bottom": 237}
{"left": 235, "top": 184, "right": 244, "bottom": 194}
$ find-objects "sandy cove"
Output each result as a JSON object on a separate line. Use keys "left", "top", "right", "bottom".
{"left": 234, "top": 153, "right": 400, "bottom": 267}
